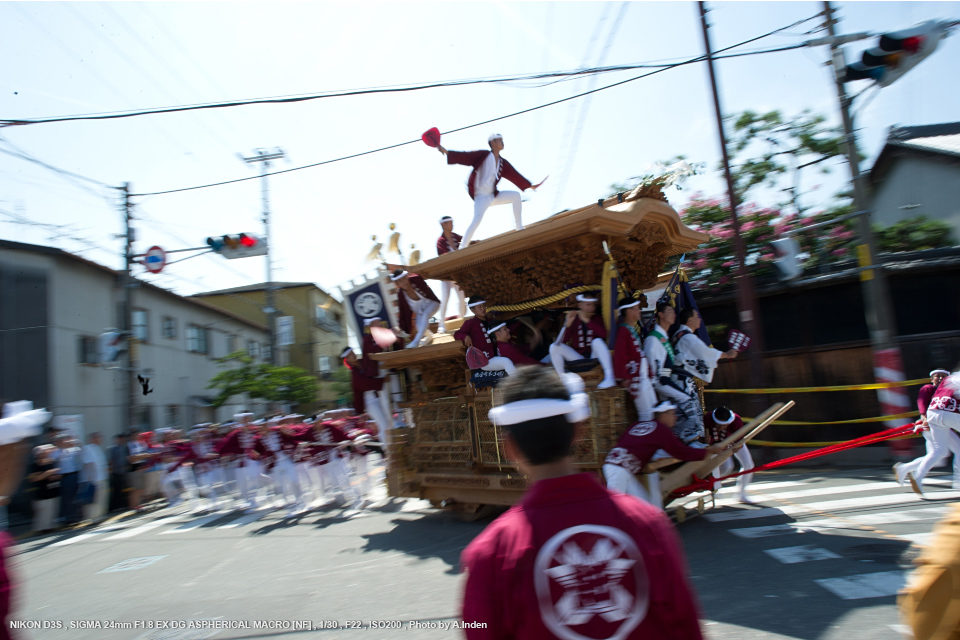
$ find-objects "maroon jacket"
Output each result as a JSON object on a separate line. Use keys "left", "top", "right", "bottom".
{"left": 496, "top": 339, "right": 542, "bottom": 366}
{"left": 918, "top": 383, "right": 937, "bottom": 415}
{"left": 605, "top": 420, "right": 708, "bottom": 474}
{"left": 437, "top": 232, "right": 463, "bottom": 255}
{"left": 460, "top": 473, "right": 703, "bottom": 640}
{"left": 562, "top": 314, "right": 608, "bottom": 358}
{"left": 349, "top": 333, "right": 386, "bottom": 413}
{"left": 455, "top": 316, "right": 495, "bottom": 359}
{"left": 216, "top": 427, "right": 268, "bottom": 465}
{"left": 396, "top": 274, "right": 440, "bottom": 336}
{"left": 446, "top": 150, "right": 532, "bottom": 200}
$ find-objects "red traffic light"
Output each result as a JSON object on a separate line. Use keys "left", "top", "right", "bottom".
{"left": 239, "top": 233, "right": 257, "bottom": 248}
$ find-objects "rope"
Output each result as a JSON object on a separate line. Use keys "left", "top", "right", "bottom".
{"left": 486, "top": 285, "right": 601, "bottom": 312}
{"left": 670, "top": 423, "right": 917, "bottom": 497}
{"left": 740, "top": 410, "right": 919, "bottom": 426}
{"left": 704, "top": 378, "right": 928, "bottom": 394}
{"left": 751, "top": 434, "right": 919, "bottom": 448}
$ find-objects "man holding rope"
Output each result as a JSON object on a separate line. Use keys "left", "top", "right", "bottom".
{"left": 897, "top": 370, "right": 960, "bottom": 495}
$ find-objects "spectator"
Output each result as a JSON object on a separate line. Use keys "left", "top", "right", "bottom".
{"left": 461, "top": 367, "right": 704, "bottom": 639}
{"left": 55, "top": 433, "right": 82, "bottom": 526}
{"left": 126, "top": 430, "right": 152, "bottom": 511}
{"left": 81, "top": 432, "right": 108, "bottom": 524}
{"left": 26, "top": 445, "right": 60, "bottom": 533}
{"left": 108, "top": 433, "right": 128, "bottom": 512}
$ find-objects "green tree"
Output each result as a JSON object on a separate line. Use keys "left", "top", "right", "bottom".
{"left": 874, "top": 216, "right": 954, "bottom": 253}
{"left": 207, "top": 351, "right": 317, "bottom": 408}
{"left": 330, "top": 365, "right": 353, "bottom": 408}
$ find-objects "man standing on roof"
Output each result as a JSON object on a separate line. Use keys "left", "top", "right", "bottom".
{"left": 438, "top": 133, "right": 546, "bottom": 246}
{"left": 435, "top": 216, "right": 467, "bottom": 333}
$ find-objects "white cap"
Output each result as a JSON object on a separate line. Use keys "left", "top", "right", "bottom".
{"left": 487, "top": 322, "right": 507, "bottom": 335}
{"left": 234, "top": 412, "right": 253, "bottom": 420}
{"left": 252, "top": 419, "right": 265, "bottom": 425}
{"left": 576, "top": 294, "right": 598, "bottom": 303}
{"left": 488, "top": 133, "right": 503, "bottom": 143}
{"left": 653, "top": 401, "right": 677, "bottom": 413}
{"left": 283, "top": 414, "right": 304, "bottom": 420}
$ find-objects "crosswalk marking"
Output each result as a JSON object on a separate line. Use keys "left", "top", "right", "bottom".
{"left": 714, "top": 478, "right": 952, "bottom": 507}
{"left": 104, "top": 516, "right": 187, "bottom": 540}
{"left": 729, "top": 519, "right": 845, "bottom": 539}
{"left": 846, "top": 506, "right": 951, "bottom": 525}
{"left": 160, "top": 513, "right": 226, "bottom": 534}
{"left": 763, "top": 545, "right": 842, "bottom": 564}
{"left": 815, "top": 571, "right": 905, "bottom": 599}
{"left": 217, "top": 509, "right": 268, "bottom": 529}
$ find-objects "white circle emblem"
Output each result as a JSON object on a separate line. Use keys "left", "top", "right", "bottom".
{"left": 353, "top": 292, "right": 383, "bottom": 318}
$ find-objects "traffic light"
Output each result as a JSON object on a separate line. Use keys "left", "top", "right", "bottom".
{"left": 205, "top": 233, "right": 268, "bottom": 259}
{"left": 99, "top": 330, "right": 125, "bottom": 365}
{"left": 770, "top": 238, "right": 803, "bottom": 281}
{"left": 843, "top": 20, "right": 949, "bottom": 87}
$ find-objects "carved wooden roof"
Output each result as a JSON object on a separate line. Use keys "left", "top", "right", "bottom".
{"left": 411, "top": 193, "right": 707, "bottom": 306}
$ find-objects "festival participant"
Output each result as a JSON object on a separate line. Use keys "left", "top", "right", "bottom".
{"left": 216, "top": 414, "right": 267, "bottom": 511}
{"left": 604, "top": 402, "right": 721, "bottom": 510}
{"left": 186, "top": 425, "right": 222, "bottom": 510}
{"left": 436, "top": 216, "right": 467, "bottom": 333}
{"left": 344, "top": 322, "right": 394, "bottom": 442}
{"left": 159, "top": 430, "right": 196, "bottom": 508}
{"left": 454, "top": 296, "right": 514, "bottom": 377}
{"left": 908, "top": 369, "right": 960, "bottom": 480}
{"left": 302, "top": 419, "right": 360, "bottom": 507}
{"left": 549, "top": 294, "right": 616, "bottom": 390}
{"left": 491, "top": 322, "right": 543, "bottom": 369}
{"left": 344, "top": 421, "right": 377, "bottom": 500}
{"left": 462, "top": 368, "right": 705, "bottom": 639}
{"left": 437, "top": 133, "right": 546, "bottom": 247}
{"left": 613, "top": 297, "right": 656, "bottom": 421}
{"left": 259, "top": 416, "right": 305, "bottom": 516}
{"left": 705, "top": 406, "right": 755, "bottom": 504}
{"left": 897, "top": 370, "right": 960, "bottom": 494}
{"left": 391, "top": 269, "right": 441, "bottom": 349}
{"left": 643, "top": 303, "right": 702, "bottom": 446}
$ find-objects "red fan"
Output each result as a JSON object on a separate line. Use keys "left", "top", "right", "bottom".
{"left": 728, "top": 329, "right": 752, "bottom": 352}
{"left": 371, "top": 325, "right": 398, "bottom": 349}
{"left": 421, "top": 127, "right": 441, "bottom": 148}
{"left": 465, "top": 346, "right": 489, "bottom": 370}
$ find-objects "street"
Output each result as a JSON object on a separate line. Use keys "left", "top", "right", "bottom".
{"left": 9, "top": 461, "right": 956, "bottom": 640}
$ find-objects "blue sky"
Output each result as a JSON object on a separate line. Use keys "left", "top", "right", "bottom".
{"left": 2, "top": 1, "right": 958, "bottom": 301}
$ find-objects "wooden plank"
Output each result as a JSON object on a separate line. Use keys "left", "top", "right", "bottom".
{"left": 659, "top": 402, "right": 795, "bottom": 496}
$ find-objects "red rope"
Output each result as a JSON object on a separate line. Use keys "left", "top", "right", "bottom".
{"left": 670, "top": 423, "right": 917, "bottom": 498}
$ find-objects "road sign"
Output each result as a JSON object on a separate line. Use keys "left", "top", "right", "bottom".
{"left": 144, "top": 246, "right": 166, "bottom": 274}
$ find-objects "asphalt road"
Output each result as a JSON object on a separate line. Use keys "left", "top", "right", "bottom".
{"left": 8, "top": 461, "right": 955, "bottom": 640}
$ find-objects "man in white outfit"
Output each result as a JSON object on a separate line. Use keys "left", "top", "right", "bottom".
{"left": 391, "top": 270, "right": 441, "bottom": 349}
{"left": 435, "top": 216, "right": 467, "bottom": 333}
{"left": 549, "top": 295, "right": 617, "bottom": 390}
{"left": 897, "top": 370, "right": 960, "bottom": 494}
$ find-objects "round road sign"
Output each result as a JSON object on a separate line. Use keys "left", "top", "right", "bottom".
{"left": 144, "top": 246, "right": 166, "bottom": 274}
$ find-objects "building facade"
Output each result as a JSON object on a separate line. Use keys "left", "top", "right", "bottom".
{"left": 0, "top": 240, "right": 271, "bottom": 441}
{"left": 190, "top": 282, "right": 349, "bottom": 410}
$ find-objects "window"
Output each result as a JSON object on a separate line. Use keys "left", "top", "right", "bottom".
{"left": 162, "top": 316, "right": 177, "bottom": 339}
{"left": 247, "top": 340, "right": 260, "bottom": 360}
{"left": 263, "top": 345, "right": 272, "bottom": 364}
{"left": 135, "top": 405, "right": 153, "bottom": 430}
{"left": 227, "top": 334, "right": 238, "bottom": 355}
{"left": 77, "top": 336, "right": 98, "bottom": 365}
{"left": 319, "top": 355, "right": 331, "bottom": 374}
{"left": 166, "top": 405, "right": 179, "bottom": 427}
{"left": 132, "top": 309, "right": 148, "bottom": 342}
{"left": 316, "top": 306, "right": 328, "bottom": 323}
{"left": 186, "top": 325, "right": 209, "bottom": 354}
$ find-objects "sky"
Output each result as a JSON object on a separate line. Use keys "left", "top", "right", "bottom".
{"left": 2, "top": 1, "right": 958, "bottom": 308}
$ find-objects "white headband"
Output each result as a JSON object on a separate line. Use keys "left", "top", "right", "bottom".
{"left": 654, "top": 401, "right": 677, "bottom": 413}
{"left": 488, "top": 133, "right": 502, "bottom": 143}
{"left": 468, "top": 299, "right": 486, "bottom": 308}
{"left": 439, "top": 216, "right": 453, "bottom": 224}
{"left": 390, "top": 271, "right": 409, "bottom": 282}
{"left": 711, "top": 409, "right": 735, "bottom": 425}
{"left": 487, "top": 322, "right": 507, "bottom": 335}
{"left": 930, "top": 369, "right": 951, "bottom": 377}
{"left": 576, "top": 294, "right": 598, "bottom": 303}
{"left": 488, "top": 373, "right": 590, "bottom": 426}
{"left": 0, "top": 401, "right": 51, "bottom": 447}
{"left": 617, "top": 300, "right": 640, "bottom": 311}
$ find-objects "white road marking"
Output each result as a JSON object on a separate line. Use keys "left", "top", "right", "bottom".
{"left": 900, "top": 532, "right": 935, "bottom": 547}
{"left": 159, "top": 513, "right": 226, "bottom": 534}
{"left": 729, "top": 519, "right": 845, "bottom": 538}
{"left": 815, "top": 571, "right": 905, "bottom": 599}
{"left": 763, "top": 545, "right": 842, "bottom": 564}
{"left": 846, "top": 506, "right": 951, "bottom": 525}
{"left": 217, "top": 509, "right": 268, "bottom": 529}
{"left": 715, "top": 478, "right": 952, "bottom": 507}
{"left": 104, "top": 516, "right": 186, "bottom": 540}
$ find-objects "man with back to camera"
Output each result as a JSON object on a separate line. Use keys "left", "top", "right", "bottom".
{"left": 461, "top": 366, "right": 704, "bottom": 639}
{"left": 438, "top": 133, "right": 546, "bottom": 246}
{"left": 436, "top": 215, "right": 467, "bottom": 333}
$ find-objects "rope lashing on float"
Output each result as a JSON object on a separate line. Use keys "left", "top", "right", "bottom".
{"left": 486, "top": 285, "right": 601, "bottom": 312}
{"left": 670, "top": 423, "right": 918, "bottom": 498}
{"left": 704, "top": 379, "right": 928, "bottom": 394}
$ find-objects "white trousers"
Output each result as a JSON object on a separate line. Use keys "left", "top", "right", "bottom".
{"left": 33, "top": 498, "right": 58, "bottom": 531}
{"left": 603, "top": 463, "right": 662, "bottom": 509}
{"left": 630, "top": 377, "right": 657, "bottom": 422}
{"left": 406, "top": 299, "right": 441, "bottom": 349}
{"left": 83, "top": 479, "right": 109, "bottom": 523}
{"left": 902, "top": 411, "right": 960, "bottom": 486}
{"left": 481, "top": 356, "right": 517, "bottom": 376}
{"left": 461, "top": 190, "right": 522, "bottom": 246}
{"left": 353, "top": 454, "right": 371, "bottom": 497}
{"left": 270, "top": 456, "right": 303, "bottom": 506}
{"left": 920, "top": 428, "right": 960, "bottom": 478}
{"left": 363, "top": 389, "right": 394, "bottom": 444}
{"left": 549, "top": 339, "right": 615, "bottom": 385}
{"left": 713, "top": 446, "right": 754, "bottom": 496}
{"left": 237, "top": 460, "right": 263, "bottom": 506}
{"left": 323, "top": 452, "right": 359, "bottom": 502}
{"left": 438, "top": 281, "right": 466, "bottom": 332}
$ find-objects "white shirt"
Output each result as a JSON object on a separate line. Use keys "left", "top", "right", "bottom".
{"left": 81, "top": 443, "right": 107, "bottom": 483}
{"left": 475, "top": 152, "right": 501, "bottom": 196}
{"left": 58, "top": 446, "right": 81, "bottom": 474}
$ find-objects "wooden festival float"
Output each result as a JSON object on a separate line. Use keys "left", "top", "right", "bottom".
{"left": 369, "top": 184, "right": 792, "bottom": 520}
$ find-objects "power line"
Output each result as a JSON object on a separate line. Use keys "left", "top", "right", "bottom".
{"left": 1, "top": 16, "right": 819, "bottom": 130}
{"left": 129, "top": 18, "right": 818, "bottom": 198}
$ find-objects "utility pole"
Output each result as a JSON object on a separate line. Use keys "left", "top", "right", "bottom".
{"left": 698, "top": 2, "right": 766, "bottom": 400}
{"left": 822, "top": 2, "right": 909, "bottom": 434}
{"left": 241, "top": 148, "right": 285, "bottom": 366}
{"left": 121, "top": 183, "right": 136, "bottom": 430}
